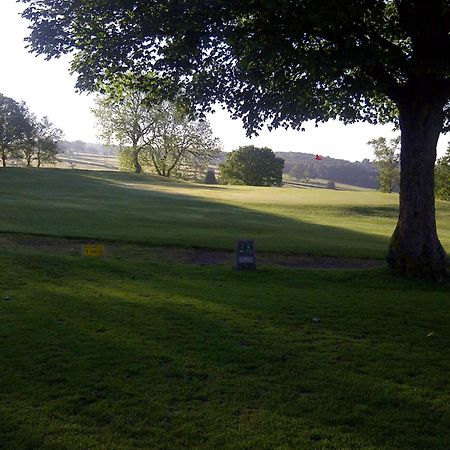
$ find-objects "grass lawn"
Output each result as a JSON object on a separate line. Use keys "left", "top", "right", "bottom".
{"left": 1, "top": 168, "right": 449, "bottom": 258}
{"left": 1, "top": 168, "right": 450, "bottom": 449}
{"left": 1, "top": 249, "right": 450, "bottom": 449}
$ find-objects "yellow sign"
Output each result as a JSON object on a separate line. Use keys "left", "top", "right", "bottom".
{"left": 82, "top": 245, "right": 106, "bottom": 257}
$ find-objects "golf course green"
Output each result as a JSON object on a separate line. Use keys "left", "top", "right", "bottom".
{"left": 1, "top": 168, "right": 449, "bottom": 449}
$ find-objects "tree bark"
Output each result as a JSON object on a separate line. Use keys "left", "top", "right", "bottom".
{"left": 387, "top": 95, "right": 448, "bottom": 280}
{"left": 132, "top": 148, "right": 142, "bottom": 174}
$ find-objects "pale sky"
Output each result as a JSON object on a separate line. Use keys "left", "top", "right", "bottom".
{"left": 1, "top": 0, "right": 447, "bottom": 161}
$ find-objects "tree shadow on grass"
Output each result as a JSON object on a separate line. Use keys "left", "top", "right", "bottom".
{"left": 1, "top": 256, "right": 450, "bottom": 449}
{"left": 341, "top": 206, "right": 399, "bottom": 218}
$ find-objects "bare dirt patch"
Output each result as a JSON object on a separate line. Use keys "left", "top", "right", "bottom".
{"left": 0, "top": 233, "right": 385, "bottom": 269}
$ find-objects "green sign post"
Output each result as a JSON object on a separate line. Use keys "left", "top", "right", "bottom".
{"left": 235, "top": 240, "right": 256, "bottom": 270}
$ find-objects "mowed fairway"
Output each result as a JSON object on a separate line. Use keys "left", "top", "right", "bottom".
{"left": 1, "top": 168, "right": 450, "bottom": 449}
{"left": 1, "top": 168, "right": 449, "bottom": 258}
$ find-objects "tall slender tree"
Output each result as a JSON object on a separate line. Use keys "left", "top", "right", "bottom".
{"left": 21, "top": 0, "right": 450, "bottom": 278}
{"left": 369, "top": 137, "right": 400, "bottom": 193}
{"left": 435, "top": 145, "right": 450, "bottom": 201}
{"left": 93, "top": 83, "right": 153, "bottom": 174}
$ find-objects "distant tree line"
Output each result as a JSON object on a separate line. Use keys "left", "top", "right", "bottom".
{"left": 280, "top": 152, "right": 378, "bottom": 189}
{"left": 282, "top": 140, "right": 449, "bottom": 198}
{"left": 57, "top": 140, "right": 116, "bottom": 155}
{"left": 0, "top": 93, "right": 62, "bottom": 168}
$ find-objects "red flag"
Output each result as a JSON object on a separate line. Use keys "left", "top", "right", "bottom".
{"left": 315, "top": 154, "right": 323, "bottom": 160}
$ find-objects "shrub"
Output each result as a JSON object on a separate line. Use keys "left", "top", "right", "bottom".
{"left": 219, "top": 146, "right": 284, "bottom": 186}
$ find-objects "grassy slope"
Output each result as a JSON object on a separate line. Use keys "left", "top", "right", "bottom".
{"left": 1, "top": 250, "right": 450, "bottom": 449}
{"left": 1, "top": 168, "right": 450, "bottom": 449}
{"left": 1, "top": 168, "right": 449, "bottom": 258}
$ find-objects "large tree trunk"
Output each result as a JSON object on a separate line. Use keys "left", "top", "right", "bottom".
{"left": 387, "top": 95, "right": 448, "bottom": 280}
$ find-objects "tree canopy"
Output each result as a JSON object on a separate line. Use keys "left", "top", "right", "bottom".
{"left": 0, "top": 94, "right": 30, "bottom": 167}
{"left": 20, "top": 1, "right": 450, "bottom": 128}
{"left": 22, "top": 114, "right": 63, "bottom": 167}
{"left": 219, "top": 146, "right": 284, "bottom": 187}
{"left": 93, "top": 80, "right": 221, "bottom": 177}
{"left": 20, "top": 0, "right": 450, "bottom": 278}
{"left": 31, "top": 116, "right": 63, "bottom": 167}
{"left": 139, "top": 101, "right": 221, "bottom": 178}
{"left": 0, "top": 93, "right": 61, "bottom": 168}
